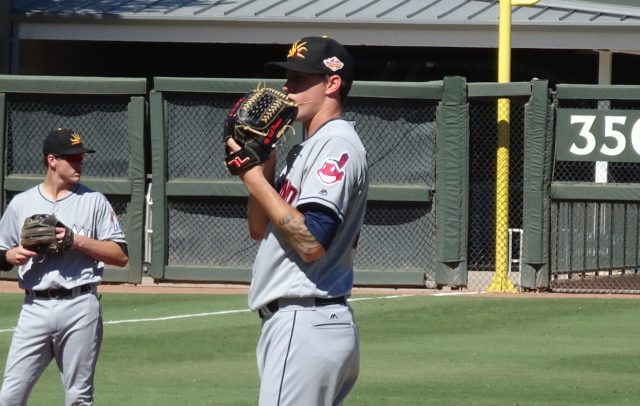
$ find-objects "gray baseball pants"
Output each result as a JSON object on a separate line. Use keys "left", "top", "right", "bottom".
{"left": 257, "top": 301, "right": 359, "bottom": 406}
{"left": 0, "top": 290, "right": 102, "bottom": 406}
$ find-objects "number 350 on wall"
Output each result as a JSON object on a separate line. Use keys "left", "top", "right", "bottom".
{"left": 555, "top": 108, "right": 640, "bottom": 162}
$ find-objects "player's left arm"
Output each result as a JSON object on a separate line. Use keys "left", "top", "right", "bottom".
{"left": 72, "top": 197, "right": 129, "bottom": 267}
{"left": 72, "top": 235, "right": 128, "bottom": 267}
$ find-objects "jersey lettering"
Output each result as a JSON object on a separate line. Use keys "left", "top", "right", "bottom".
{"left": 279, "top": 179, "right": 299, "bottom": 204}
{"left": 71, "top": 225, "right": 91, "bottom": 237}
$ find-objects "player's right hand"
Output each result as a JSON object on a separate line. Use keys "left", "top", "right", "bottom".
{"left": 8, "top": 246, "right": 38, "bottom": 266}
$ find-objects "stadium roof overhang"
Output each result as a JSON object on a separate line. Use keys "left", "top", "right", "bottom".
{"left": 9, "top": 0, "right": 640, "bottom": 84}
{"left": 10, "top": 0, "right": 640, "bottom": 51}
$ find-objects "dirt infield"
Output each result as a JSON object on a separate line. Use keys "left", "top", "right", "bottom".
{"left": 0, "top": 279, "right": 429, "bottom": 296}
{"left": 2, "top": 278, "right": 639, "bottom": 299}
{"left": 0, "top": 279, "right": 248, "bottom": 295}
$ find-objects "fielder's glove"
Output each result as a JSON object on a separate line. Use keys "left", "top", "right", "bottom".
{"left": 223, "top": 86, "right": 298, "bottom": 175}
{"left": 20, "top": 214, "right": 74, "bottom": 254}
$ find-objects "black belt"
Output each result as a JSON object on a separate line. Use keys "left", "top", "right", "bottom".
{"left": 258, "top": 296, "right": 347, "bottom": 319}
{"left": 25, "top": 285, "right": 93, "bottom": 300}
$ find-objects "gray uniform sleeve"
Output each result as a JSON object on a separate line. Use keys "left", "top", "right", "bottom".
{"left": 94, "top": 194, "right": 127, "bottom": 244}
{"left": 0, "top": 202, "right": 22, "bottom": 250}
{"left": 296, "top": 137, "right": 364, "bottom": 221}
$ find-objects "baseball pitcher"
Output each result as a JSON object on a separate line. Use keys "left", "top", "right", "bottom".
{"left": 224, "top": 36, "right": 368, "bottom": 405}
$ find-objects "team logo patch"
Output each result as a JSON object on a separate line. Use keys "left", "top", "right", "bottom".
{"left": 323, "top": 57, "right": 344, "bottom": 72}
{"left": 316, "top": 152, "right": 349, "bottom": 185}
{"left": 70, "top": 131, "right": 82, "bottom": 145}
{"left": 287, "top": 40, "right": 308, "bottom": 59}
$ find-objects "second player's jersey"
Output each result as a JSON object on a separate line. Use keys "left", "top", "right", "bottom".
{"left": 0, "top": 183, "right": 127, "bottom": 290}
{"left": 248, "top": 118, "right": 369, "bottom": 311}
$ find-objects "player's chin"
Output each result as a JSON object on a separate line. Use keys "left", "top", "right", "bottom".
{"left": 294, "top": 109, "right": 312, "bottom": 123}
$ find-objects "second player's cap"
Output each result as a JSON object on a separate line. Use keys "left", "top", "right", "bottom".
{"left": 266, "top": 36, "right": 354, "bottom": 84}
{"left": 43, "top": 128, "right": 96, "bottom": 156}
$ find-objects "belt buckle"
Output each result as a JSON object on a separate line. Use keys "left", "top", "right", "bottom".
{"left": 47, "top": 289, "right": 62, "bottom": 300}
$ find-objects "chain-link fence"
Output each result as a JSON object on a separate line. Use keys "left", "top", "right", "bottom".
{"left": 467, "top": 98, "right": 526, "bottom": 291}
{"left": 0, "top": 76, "right": 147, "bottom": 283}
{"left": 4, "top": 93, "right": 133, "bottom": 229}
{"left": 154, "top": 81, "right": 439, "bottom": 286}
{"left": 159, "top": 91, "right": 253, "bottom": 279}
{"left": 550, "top": 96, "right": 640, "bottom": 293}
{"left": 345, "top": 97, "right": 437, "bottom": 284}
{"left": 6, "top": 94, "right": 131, "bottom": 178}
{"left": 167, "top": 198, "right": 256, "bottom": 267}
{"left": 12, "top": 76, "right": 640, "bottom": 292}
{"left": 165, "top": 93, "right": 230, "bottom": 181}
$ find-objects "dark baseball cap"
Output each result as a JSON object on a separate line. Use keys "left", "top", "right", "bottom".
{"left": 43, "top": 128, "right": 95, "bottom": 156}
{"left": 266, "top": 36, "right": 354, "bottom": 84}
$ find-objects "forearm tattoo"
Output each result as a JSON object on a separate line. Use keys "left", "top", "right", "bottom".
{"left": 278, "top": 212, "right": 321, "bottom": 256}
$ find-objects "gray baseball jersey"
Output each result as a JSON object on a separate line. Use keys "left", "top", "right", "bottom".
{"left": 0, "top": 183, "right": 126, "bottom": 290}
{"left": 248, "top": 118, "right": 369, "bottom": 311}
{"left": 0, "top": 182, "right": 125, "bottom": 405}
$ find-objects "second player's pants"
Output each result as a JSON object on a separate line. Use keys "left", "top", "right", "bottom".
{"left": 0, "top": 290, "right": 103, "bottom": 406}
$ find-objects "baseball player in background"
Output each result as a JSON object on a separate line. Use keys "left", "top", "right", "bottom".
{"left": 0, "top": 128, "right": 128, "bottom": 405}
{"left": 227, "top": 36, "right": 369, "bottom": 405}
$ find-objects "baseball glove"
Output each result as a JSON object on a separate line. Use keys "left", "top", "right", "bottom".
{"left": 20, "top": 214, "right": 74, "bottom": 254}
{"left": 224, "top": 85, "right": 298, "bottom": 175}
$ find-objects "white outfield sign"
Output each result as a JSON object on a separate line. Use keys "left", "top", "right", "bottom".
{"left": 556, "top": 109, "right": 640, "bottom": 162}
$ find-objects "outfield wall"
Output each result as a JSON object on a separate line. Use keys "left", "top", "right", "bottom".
{"left": 1, "top": 75, "right": 639, "bottom": 293}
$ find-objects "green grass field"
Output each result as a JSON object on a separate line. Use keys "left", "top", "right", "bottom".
{"left": 0, "top": 292, "right": 639, "bottom": 405}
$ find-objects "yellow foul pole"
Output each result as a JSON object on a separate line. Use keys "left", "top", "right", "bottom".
{"left": 487, "top": 0, "right": 539, "bottom": 292}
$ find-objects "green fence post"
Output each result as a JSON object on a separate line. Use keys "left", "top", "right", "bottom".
{"left": 435, "top": 76, "right": 469, "bottom": 287}
{"left": 0, "top": 92, "right": 7, "bottom": 281}
{"left": 521, "top": 79, "right": 552, "bottom": 290}
{"left": 128, "top": 95, "right": 147, "bottom": 283}
{"left": 0, "top": 92, "right": 5, "bottom": 209}
{"left": 149, "top": 89, "right": 168, "bottom": 281}
{"left": 102, "top": 95, "right": 146, "bottom": 283}
{"left": 0, "top": 1, "right": 9, "bottom": 74}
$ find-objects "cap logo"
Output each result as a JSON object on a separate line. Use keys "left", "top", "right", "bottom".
{"left": 323, "top": 57, "right": 344, "bottom": 72}
{"left": 70, "top": 131, "right": 82, "bottom": 145}
{"left": 287, "top": 40, "right": 308, "bottom": 59}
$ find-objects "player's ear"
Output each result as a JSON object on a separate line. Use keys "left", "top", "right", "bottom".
{"left": 44, "top": 154, "right": 55, "bottom": 168}
{"left": 325, "top": 74, "right": 342, "bottom": 98}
